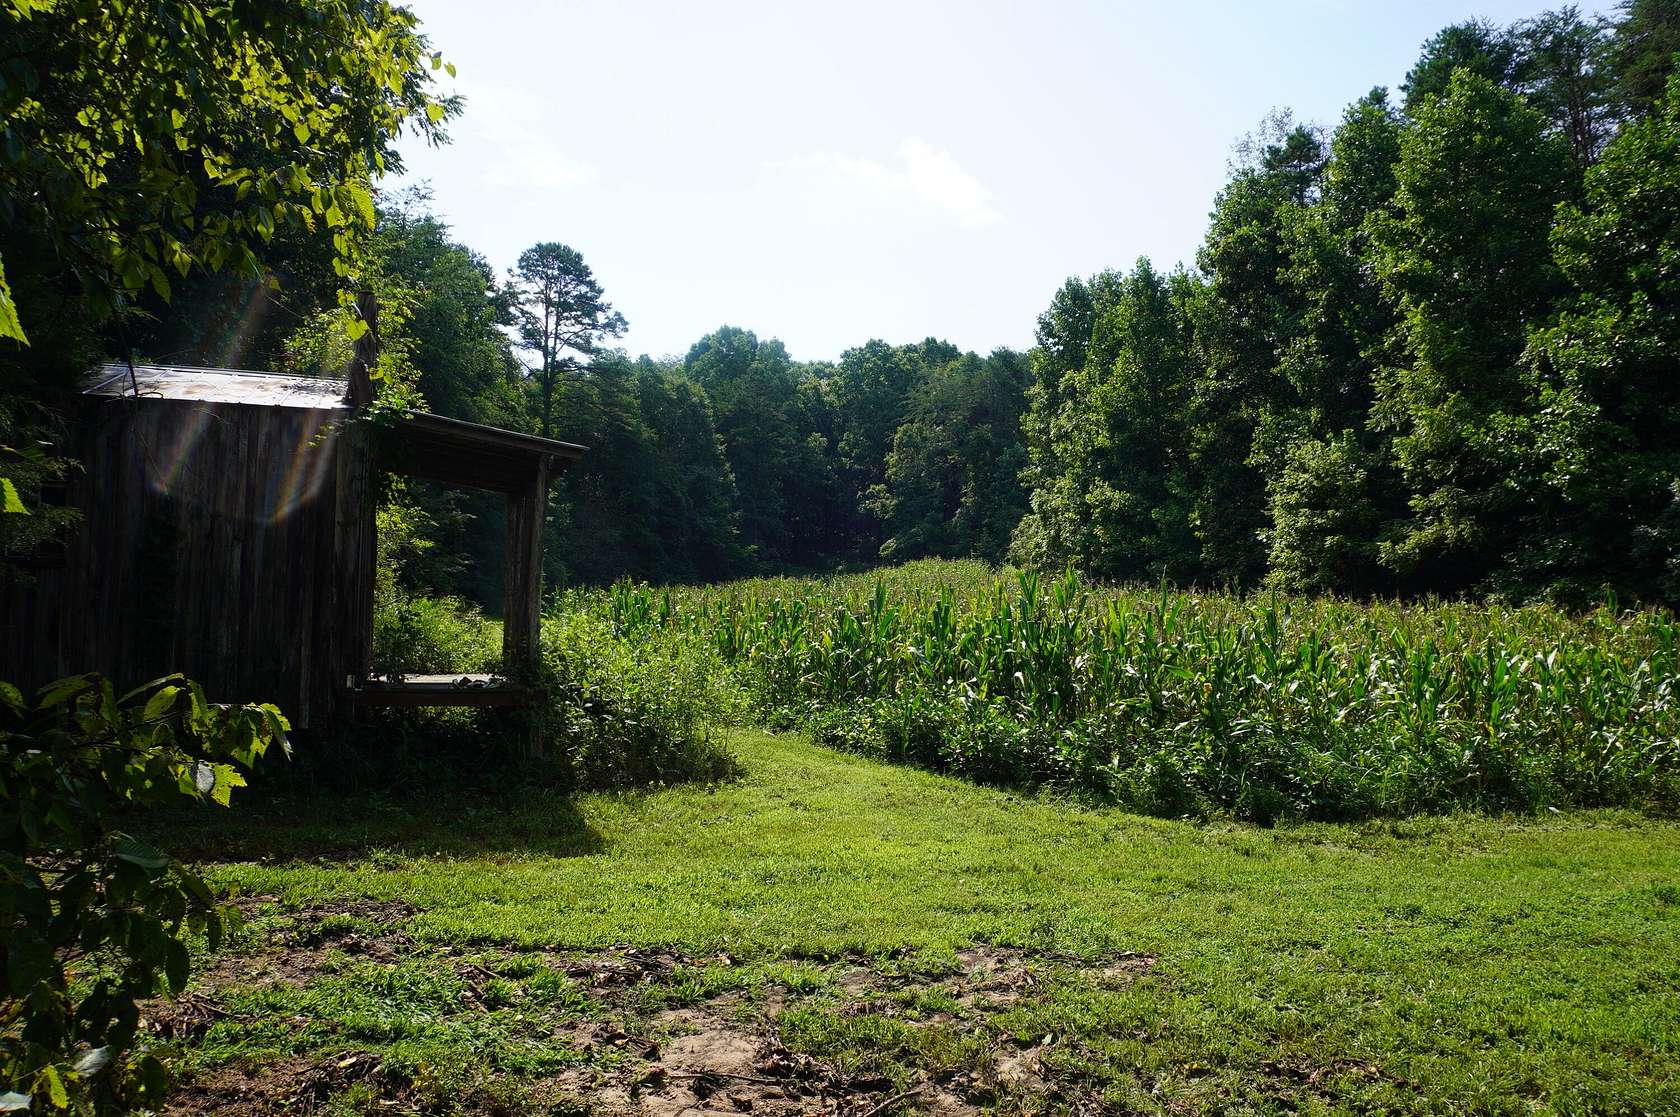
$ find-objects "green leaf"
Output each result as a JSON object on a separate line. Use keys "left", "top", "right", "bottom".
{"left": 347, "top": 183, "right": 375, "bottom": 228}
{"left": 40, "top": 1066, "right": 66, "bottom": 1110}
{"left": 120, "top": 673, "right": 186, "bottom": 704}
{"left": 179, "top": 867, "right": 215, "bottom": 906}
{"left": 112, "top": 835, "right": 170, "bottom": 872}
{"left": 345, "top": 317, "right": 368, "bottom": 341}
{"left": 38, "top": 675, "right": 90, "bottom": 708}
{"left": 188, "top": 680, "right": 210, "bottom": 725}
{"left": 220, "top": 901, "right": 246, "bottom": 939}
{"left": 262, "top": 705, "right": 293, "bottom": 758}
{"left": 142, "top": 685, "right": 181, "bottom": 722}
{"left": 209, "top": 763, "right": 246, "bottom": 806}
{"left": 0, "top": 257, "right": 25, "bottom": 343}
{"left": 425, "top": 101, "right": 445, "bottom": 124}
{"left": 164, "top": 937, "right": 190, "bottom": 994}
{"left": 0, "top": 477, "right": 25, "bottom": 514}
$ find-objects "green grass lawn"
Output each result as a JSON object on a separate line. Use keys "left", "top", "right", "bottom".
{"left": 158, "top": 730, "right": 1680, "bottom": 1116}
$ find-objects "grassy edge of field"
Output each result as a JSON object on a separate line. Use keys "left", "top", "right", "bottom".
{"left": 159, "top": 727, "right": 1680, "bottom": 1115}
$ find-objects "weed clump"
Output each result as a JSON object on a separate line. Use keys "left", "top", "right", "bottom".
{"left": 336, "top": 584, "right": 744, "bottom": 794}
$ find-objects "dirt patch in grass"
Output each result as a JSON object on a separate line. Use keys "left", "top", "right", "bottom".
{"left": 269, "top": 898, "right": 417, "bottom": 937}
{"left": 146, "top": 897, "right": 419, "bottom": 1043}
{"left": 155, "top": 905, "right": 1159, "bottom": 1116}
{"left": 162, "top": 1052, "right": 543, "bottom": 1117}
{"left": 161, "top": 1052, "right": 391, "bottom": 1117}
{"left": 538, "top": 943, "right": 1157, "bottom": 1116}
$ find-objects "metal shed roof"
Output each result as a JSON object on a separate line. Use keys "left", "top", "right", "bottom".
{"left": 87, "top": 363, "right": 351, "bottom": 409}
{"left": 85, "top": 362, "right": 587, "bottom": 491}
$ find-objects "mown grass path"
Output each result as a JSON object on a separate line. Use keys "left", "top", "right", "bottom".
{"left": 186, "top": 730, "right": 1680, "bottom": 1114}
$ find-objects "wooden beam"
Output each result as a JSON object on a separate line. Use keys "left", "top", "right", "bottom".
{"left": 373, "top": 411, "right": 585, "bottom": 493}
{"left": 352, "top": 675, "right": 545, "bottom": 709}
{"left": 502, "top": 457, "right": 549, "bottom": 673}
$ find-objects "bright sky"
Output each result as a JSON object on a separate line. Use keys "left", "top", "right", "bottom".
{"left": 394, "top": 0, "right": 1618, "bottom": 362}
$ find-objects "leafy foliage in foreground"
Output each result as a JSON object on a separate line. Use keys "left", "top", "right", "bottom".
{"left": 0, "top": 0, "right": 452, "bottom": 345}
{"left": 0, "top": 675, "right": 286, "bottom": 1114}
{"left": 597, "top": 560, "right": 1680, "bottom": 821}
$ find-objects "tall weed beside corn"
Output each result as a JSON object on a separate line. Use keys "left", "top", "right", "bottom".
{"left": 360, "top": 585, "right": 743, "bottom": 791}
{"left": 539, "top": 610, "right": 743, "bottom": 790}
{"left": 599, "top": 563, "right": 1680, "bottom": 821}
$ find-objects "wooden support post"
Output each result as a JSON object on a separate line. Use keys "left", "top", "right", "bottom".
{"left": 333, "top": 417, "right": 375, "bottom": 722}
{"left": 503, "top": 456, "right": 550, "bottom": 756}
{"left": 348, "top": 290, "right": 378, "bottom": 409}
{"left": 336, "top": 290, "right": 377, "bottom": 722}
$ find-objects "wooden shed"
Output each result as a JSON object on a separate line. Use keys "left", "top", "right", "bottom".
{"left": 0, "top": 361, "right": 584, "bottom": 729}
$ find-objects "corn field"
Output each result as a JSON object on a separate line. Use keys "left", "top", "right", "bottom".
{"left": 572, "top": 560, "right": 1680, "bottom": 821}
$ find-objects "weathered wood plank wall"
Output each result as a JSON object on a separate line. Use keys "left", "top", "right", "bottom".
{"left": 0, "top": 397, "right": 370, "bottom": 727}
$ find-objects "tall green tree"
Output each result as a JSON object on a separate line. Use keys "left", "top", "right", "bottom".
{"left": 1401, "top": 18, "right": 1522, "bottom": 110}
{"left": 1609, "top": 0, "right": 1680, "bottom": 114}
{"left": 0, "top": 0, "right": 451, "bottom": 349}
{"left": 832, "top": 338, "right": 960, "bottom": 557}
{"left": 1014, "top": 263, "right": 1202, "bottom": 581}
{"left": 1013, "top": 271, "right": 1129, "bottom": 569}
{"left": 547, "top": 353, "right": 659, "bottom": 585}
{"left": 508, "top": 243, "right": 625, "bottom": 438}
{"left": 783, "top": 366, "right": 852, "bottom": 568}
{"left": 1513, "top": 6, "right": 1616, "bottom": 171}
{"left": 1371, "top": 71, "right": 1571, "bottom": 591}
{"left": 1186, "top": 113, "right": 1329, "bottom": 584}
{"left": 683, "top": 327, "right": 810, "bottom": 568}
{"left": 380, "top": 200, "right": 524, "bottom": 428}
{"left": 872, "top": 348, "right": 1030, "bottom": 563}
{"left": 634, "top": 360, "right": 742, "bottom": 582}
{"left": 1522, "top": 74, "right": 1680, "bottom": 601}
{"left": 1264, "top": 90, "right": 1407, "bottom": 595}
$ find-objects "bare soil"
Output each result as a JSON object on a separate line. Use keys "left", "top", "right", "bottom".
{"left": 155, "top": 900, "right": 1157, "bottom": 1116}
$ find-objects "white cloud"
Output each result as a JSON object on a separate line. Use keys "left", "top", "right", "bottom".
{"left": 454, "top": 81, "right": 599, "bottom": 192}
{"left": 483, "top": 149, "right": 598, "bottom": 190}
{"left": 896, "top": 138, "right": 1001, "bottom": 226}
{"left": 778, "top": 138, "right": 1002, "bottom": 228}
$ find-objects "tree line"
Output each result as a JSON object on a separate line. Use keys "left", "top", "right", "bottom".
{"left": 428, "top": 1, "right": 1680, "bottom": 610}
{"left": 1017, "top": 2, "right": 1680, "bottom": 606}
{"left": 7, "top": 2, "right": 1680, "bottom": 615}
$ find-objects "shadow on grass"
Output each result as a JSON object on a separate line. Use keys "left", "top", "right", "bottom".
{"left": 134, "top": 711, "right": 748, "bottom": 864}
{"left": 141, "top": 783, "right": 606, "bottom": 864}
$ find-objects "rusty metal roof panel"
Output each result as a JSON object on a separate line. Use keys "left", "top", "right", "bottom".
{"left": 79, "top": 365, "right": 589, "bottom": 488}
{"left": 85, "top": 363, "right": 350, "bottom": 410}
